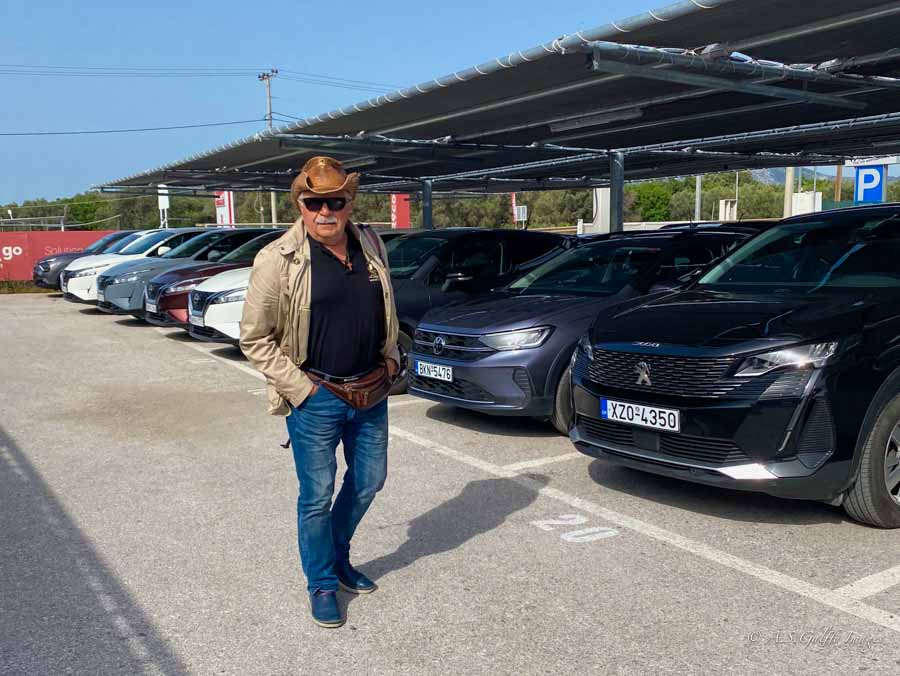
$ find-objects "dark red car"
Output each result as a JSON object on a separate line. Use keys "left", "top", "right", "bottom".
{"left": 144, "top": 230, "right": 284, "bottom": 327}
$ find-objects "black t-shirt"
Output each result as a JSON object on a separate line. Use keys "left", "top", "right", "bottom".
{"left": 303, "top": 231, "right": 387, "bottom": 377}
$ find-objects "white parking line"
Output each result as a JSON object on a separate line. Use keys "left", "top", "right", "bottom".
{"left": 503, "top": 452, "right": 583, "bottom": 472}
{"left": 389, "top": 427, "right": 900, "bottom": 635}
{"left": 157, "top": 324, "right": 900, "bottom": 635}
{"left": 836, "top": 565, "right": 900, "bottom": 600}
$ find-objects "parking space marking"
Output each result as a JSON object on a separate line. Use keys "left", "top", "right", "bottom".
{"left": 836, "top": 565, "right": 900, "bottom": 600}
{"left": 389, "top": 427, "right": 900, "bottom": 635}
{"left": 504, "top": 452, "right": 583, "bottom": 472}
{"left": 153, "top": 322, "right": 900, "bottom": 635}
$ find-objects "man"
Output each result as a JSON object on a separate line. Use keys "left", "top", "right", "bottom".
{"left": 240, "top": 156, "right": 400, "bottom": 628}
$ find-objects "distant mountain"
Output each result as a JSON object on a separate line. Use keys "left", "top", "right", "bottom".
{"left": 750, "top": 168, "right": 786, "bottom": 185}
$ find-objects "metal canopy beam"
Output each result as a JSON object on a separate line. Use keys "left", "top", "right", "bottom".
{"left": 591, "top": 48, "right": 867, "bottom": 111}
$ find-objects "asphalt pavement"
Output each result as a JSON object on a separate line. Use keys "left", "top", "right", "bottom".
{"left": 2, "top": 293, "right": 899, "bottom": 675}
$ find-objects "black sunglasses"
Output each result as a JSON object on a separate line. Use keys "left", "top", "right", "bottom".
{"left": 302, "top": 197, "right": 347, "bottom": 212}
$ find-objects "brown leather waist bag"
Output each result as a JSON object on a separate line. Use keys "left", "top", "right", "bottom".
{"left": 307, "top": 362, "right": 392, "bottom": 410}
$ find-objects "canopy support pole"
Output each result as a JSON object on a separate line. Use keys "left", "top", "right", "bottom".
{"left": 609, "top": 151, "right": 625, "bottom": 232}
{"left": 422, "top": 179, "right": 434, "bottom": 230}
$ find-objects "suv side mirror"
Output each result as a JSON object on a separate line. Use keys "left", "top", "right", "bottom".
{"left": 156, "top": 246, "right": 172, "bottom": 256}
{"left": 441, "top": 272, "right": 474, "bottom": 292}
{"left": 207, "top": 250, "right": 223, "bottom": 262}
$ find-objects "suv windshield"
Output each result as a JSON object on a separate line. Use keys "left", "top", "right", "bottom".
{"left": 508, "top": 239, "right": 664, "bottom": 296}
{"left": 107, "top": 232, "right": 145, "bottom": 253}
{"left": 83, "top": 232, "right": 125, "bottom": 254}
{"left": 118, "top": 231, "right": 172, "bottom": 255}
{"left": 221, "top": 232, "right": 282, "bottom": 263}
{"left": 386, "top": 235, "right": 448, "bottom": 278}
{"left": 162, "top": 230, "right": 227, "bottom": 258}
{"left": 699, "top": 212, "right": 900, "bottom": 292}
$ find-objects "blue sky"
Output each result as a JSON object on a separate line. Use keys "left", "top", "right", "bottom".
{"left": 1, "top": 0, "right": 667, "bottom": 203}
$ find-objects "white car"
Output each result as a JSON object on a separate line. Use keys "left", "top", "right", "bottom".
{"left": 186, "top": 267, "right": 251, "bottom": 343}
{"left": 61, "top": 229, "right": 199, "bottom": 303}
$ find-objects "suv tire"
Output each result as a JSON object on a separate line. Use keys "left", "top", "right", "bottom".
{"left": 551, "top": 365, "right": 574, "bottom": 435}
{"left": 390, "top": 330, "right": 413, "bottom": 396}
{"left": 844, "top": 391, "right": 900, "bottom": 528}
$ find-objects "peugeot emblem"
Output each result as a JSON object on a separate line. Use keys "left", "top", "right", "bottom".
{"left": 635, "top": 361, "right": 652, "bottom": 387}
{"left": 433, "top": 336, "right": 446, "bottom": 356}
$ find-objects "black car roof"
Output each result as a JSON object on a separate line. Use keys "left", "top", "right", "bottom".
{"left": 781, "top": 203, "right": 900, "bottom": 224}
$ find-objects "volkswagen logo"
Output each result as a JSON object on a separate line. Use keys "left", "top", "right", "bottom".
{"left": 635, "top": 361, "right": 652, "bottom": 387}
{"left": 433, "top": 336, "right": 446, "bottom": 356}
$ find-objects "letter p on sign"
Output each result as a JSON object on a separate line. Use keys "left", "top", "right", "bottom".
{"left": 855, "top": 165, "right": 887, "bottom": 203}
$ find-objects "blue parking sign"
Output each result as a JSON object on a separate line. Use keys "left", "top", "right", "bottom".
{"left": 855, "top": 165, "right": 887, "bottom": 203}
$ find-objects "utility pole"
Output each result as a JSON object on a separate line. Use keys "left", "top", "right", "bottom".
{"left": 258, "top": 68, "right": 279, "bottom": 225}
{"left": 834, "top": 165, "right": 844, "bottom": 203}
{"left": 694, "top": 175, "right": 702, "bottom": 221}
{"left": 783, "top": 167, "right": 795, "bottom": 218}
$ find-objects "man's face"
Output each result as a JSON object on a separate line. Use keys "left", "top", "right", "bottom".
{"left": 299, "top": 193, "right": 353, "bottom": 241}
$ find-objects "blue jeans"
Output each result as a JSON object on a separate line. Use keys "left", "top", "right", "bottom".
{"left": 286, "top": 386, "right": 388, "bottom": 592}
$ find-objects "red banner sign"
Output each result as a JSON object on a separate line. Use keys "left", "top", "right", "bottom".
{"left": 0, "top": 231, "right": 114, "bottom": 281}
{"left": 390, "top": 194, "right": 411, "bottom": 229}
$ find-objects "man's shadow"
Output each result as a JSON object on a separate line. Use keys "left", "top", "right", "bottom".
{"left": 359, "top": 474, "right": 549, "bottom": 582}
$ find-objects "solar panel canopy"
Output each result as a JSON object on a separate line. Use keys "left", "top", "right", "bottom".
{"left": 101, "top": 0, "right": 900, "bottom": 195}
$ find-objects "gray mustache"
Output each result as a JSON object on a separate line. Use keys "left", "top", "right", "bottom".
{"left": 316, "top": 216, "right": 338, "bottom": 224}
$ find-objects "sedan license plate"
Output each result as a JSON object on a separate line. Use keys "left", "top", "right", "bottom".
{"left": 61, "top": 282, "right": 67, "bottom": 293}
{"left": 601, "top": 399, "right": 680, "bottom": 433}
{"left": 415, "top": 360, "right": 453, "bottom": 382}
{"left": 97, "top": 289, "right": 105, "bottom": 301}
{"left": 146, "top": 302, "right": 157, "bottom": 314}
{"left": 189, "top": 314, "right": 205, "bottom": 327}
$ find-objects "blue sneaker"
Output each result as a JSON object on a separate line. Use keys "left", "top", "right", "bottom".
{"left": 335, "top": 561, "right": 377, "bottom": 594}
{"left": 309, "top": 589, "right": 344, "bottom": 628}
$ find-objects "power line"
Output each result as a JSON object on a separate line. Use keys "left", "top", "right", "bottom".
{"left": 0, "top": 118, "right": 266, "bottom": 136}
{"left": 5, "top": 195, "right": 153, "bottom": 209}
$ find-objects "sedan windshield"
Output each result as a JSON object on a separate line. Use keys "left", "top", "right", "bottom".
{"left": 386, "top": 236, "right": 448, "bottom": 278}
{"left": 118, "top": 231, "right": 172, "bottom": 255}
{"left": 221, "top": 232, "right": 282, "bottom": 263}
{"left": 83, "top": 232, "right": 125, "bottom": 254}
{"left": 507, "top": 240, "right": 663, "bottom": 296}
{"left": 107, "top": 232, "right": 144, "bottom": 253}
{"left": 699, "top": 212, "right": 900, "bottom": 292}
{"left": 162, "top": 231, "right": 227, "bottom": 258}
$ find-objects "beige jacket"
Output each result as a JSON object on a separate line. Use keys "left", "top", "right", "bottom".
{"left": 239, "top": 219, "right": 400, "bottom": 416}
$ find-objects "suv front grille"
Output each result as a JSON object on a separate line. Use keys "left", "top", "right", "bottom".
{"left": 414, "top": 329, "right": 493, "bottom": 362}
{"left": 578, "top": 416, "right": 750, "bottom": 466}
{"left": 410, "top": 373, "right": 493, "bottom": 402}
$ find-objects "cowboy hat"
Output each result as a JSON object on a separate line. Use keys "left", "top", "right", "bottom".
{"left": 290, "top": 156, "right": 359, "bottom": 209}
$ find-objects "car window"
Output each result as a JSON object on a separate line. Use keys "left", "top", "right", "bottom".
{"left": 656, "top": 235, "right": 743, "bottom": 282}
{"left": 162, "top": 231, "right": 229, "bottom": 258}
{"left": 149, "top": 232, "right": 201, "bottom": 257}
{"left": 700, "top": 213, "right": 900, "bottom": 291}
{"left": 220, "top": 231, "right": 283, "bottom": 263}
{"left": 386, "top": 235, "right": 448, "bottom": 278}
{"left": 196, "top": 231, "right": 267, "bottom": 261}
{"left": 503, "top": 232, "right": 565, "bottom": 271}
{"left": 508, "top": 240, "right": 663, "bottom": 296}
{"left": 84, "top": 232, "right": 125, "bottom": 254}
{"left": 118, "top": 231, "right": 172, "bottom": 255}
{"left": 427, "top": 235, "right": 504, "bottom": 288}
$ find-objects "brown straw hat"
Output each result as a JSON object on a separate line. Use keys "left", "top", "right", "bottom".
{"left": 290, "top": 156, "right": 360, "bottom": 210}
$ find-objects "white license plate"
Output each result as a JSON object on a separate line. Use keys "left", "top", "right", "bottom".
{"left": 146, "top": 302, "right": 157, "bottom": 314}
{"left": 97, "top": 290, "right": 105, "bottom": 301}
{"left": 415, "top": 360, "right": 453, "bottom": 382}
{"left": 189, "top": 314, "right": 205, "bottom": 327}
{"left": 601, "top": 399, "right": 680, "bottom": 433}
{"left": 61, "top": 282, "right": 67, "bottom": 292}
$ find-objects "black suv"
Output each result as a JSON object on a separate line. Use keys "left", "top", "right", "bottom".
{"left": 385, "top": 228, "right": 568, "bottom": 391}
{"left": 571, "top": 204, "right": 900, "bottom": 527}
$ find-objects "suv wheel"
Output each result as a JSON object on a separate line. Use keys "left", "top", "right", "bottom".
{"left": 390, "top": 330, "right": 413, "bottom": 396}
{"left": 550, "top": 365, "right": 574, "bottom": 435}
{"left": 844, "top": 392, "right": 900, "bottom": 528}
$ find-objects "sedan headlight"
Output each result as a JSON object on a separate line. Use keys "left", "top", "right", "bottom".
{"left": 71, "top": 266, "right": 107, "bottom": 278}
{"left": 110, "top": 272, "right": 143, "bottom": 284}
{"left": 164, "top": 280, "right": 203, "bottom": 295}
{"left": 735, "top": 342, "right": 837, "bottom": 377}
{"left": 577, "top": 333, "right": 594, "bottom": 361}
{"left": 210, "top": 288, "right": 247, "bottom": 304}
{"left": 480, "top": 326, "right": 552, "bottom": 351}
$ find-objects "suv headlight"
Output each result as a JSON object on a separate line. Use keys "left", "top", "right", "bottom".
{"left": 110, "top": 271, "right": 144, "bottom": 284}
{"left": 480, "top": 326, "right": 552, "bottom": 351}
{"left": 735, "top": 342, "right": 837, "bottom": 377}
{"left": 164, "top": 279, "right": 203, "bottom": 295}
{"left": 577, "top": 333, "right": 594, "bottom": 361}
{"left": 71, "top": 266, "right": 106, "bottom": 278}
{"left": 210, "top": 288, "right": 247, "bottom": 304}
